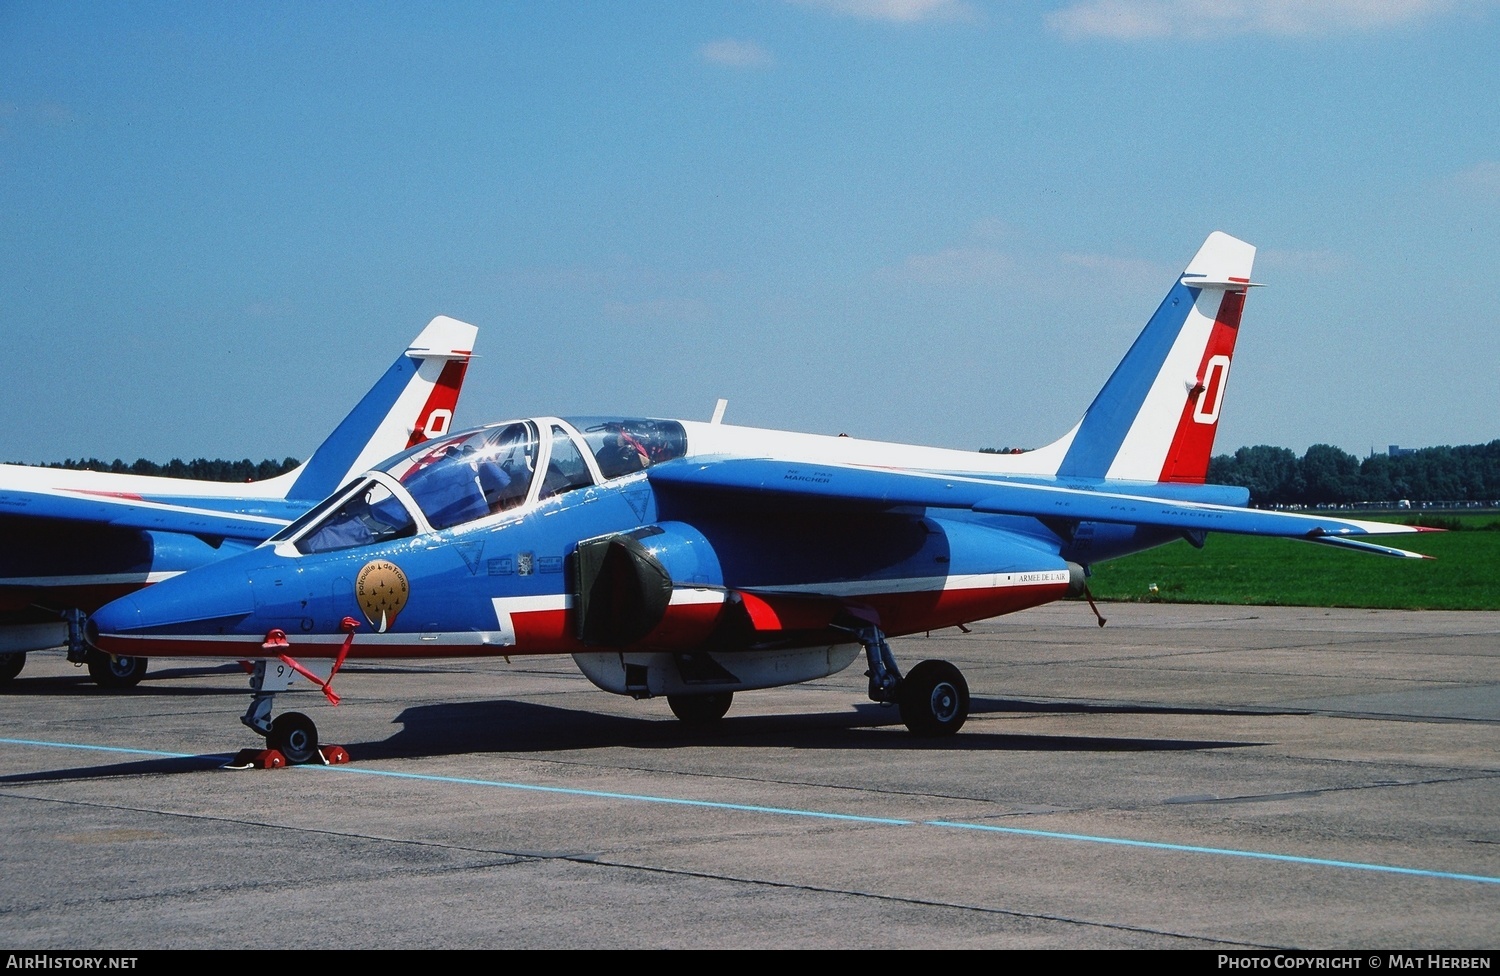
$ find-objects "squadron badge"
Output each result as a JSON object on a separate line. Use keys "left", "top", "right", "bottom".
{"left": 356, "top": 559, "right": 410, "bottom": 633}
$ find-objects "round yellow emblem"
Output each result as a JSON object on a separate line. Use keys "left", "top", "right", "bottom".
{"left": 355, "top": 560, "right": 410, "bottom": 633}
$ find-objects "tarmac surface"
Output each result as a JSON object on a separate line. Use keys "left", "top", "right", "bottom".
{"left": 2, "top": 602, "right": 1497, "bottom": 950}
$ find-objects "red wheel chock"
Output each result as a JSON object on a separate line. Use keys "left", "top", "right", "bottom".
{"left": 225, "top": 748, "right": 287, "bottom": 769}
{"left": 318, "top": 745, "right": 351, "bottom": 765}
{"left": 224, "top": 745, "right": 350, "bottom": 768}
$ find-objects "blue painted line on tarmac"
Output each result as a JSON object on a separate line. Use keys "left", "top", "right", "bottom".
{"left": 325, "top": 764, "right": 914, "bottom": 824}
{"left": 1, "top": 738, "right": 212, "bottom": 760}
{"left": 925, "top": 820, "right": 1500, "bottom": 885}
{"left": 7, "top": 736, "right": 1498, "bottom": 886}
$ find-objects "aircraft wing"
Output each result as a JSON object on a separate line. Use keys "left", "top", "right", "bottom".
{"left": 963, "top": 481, "right": 1435, "bottom": 558}
{"left": 0, "top": 486, "right": 295, "bottom": 542}
{"left": 648, "top": 458, "right": 1436, "bottom": 559}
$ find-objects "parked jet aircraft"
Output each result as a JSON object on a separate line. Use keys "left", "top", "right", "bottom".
{"left": 0, "top": 315, "right": 477, "bottom": 687}
{"left": 86, "top": 234, "right": 1434, "bottom": 764}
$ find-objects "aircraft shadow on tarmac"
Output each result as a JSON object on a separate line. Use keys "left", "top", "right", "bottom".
{"left": 0, "top": 754, "right": 233, "bottom": 785}
{"left": 334, "top": 695, "right": 1268, "bottom": 761}
{"left": 1, "top": 662, "right": 250, "bottom": 697}
{"left": 1, "top": 691, "right": 1274, "bottom": 785}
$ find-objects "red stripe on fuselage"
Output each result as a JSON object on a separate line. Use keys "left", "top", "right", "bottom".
{"left": 1158, "top": 288, "right": 1246, "bottom": 484}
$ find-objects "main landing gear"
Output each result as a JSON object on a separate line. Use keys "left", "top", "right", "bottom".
{"left": 853, "top": 622, "right": 970, "bottom": 737}
{"left": 668, "top": 691, "right": 735, "bottom": 724}
{"left": 227, "top": 622, "right": 359, "bottom": 769}
{"left": 84, "top": 649, "right": 149, "bottom": 688}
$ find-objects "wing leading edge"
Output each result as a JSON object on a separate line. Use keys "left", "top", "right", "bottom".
{"left": 648, "top": 457, "right": 1435, "bottom": 559}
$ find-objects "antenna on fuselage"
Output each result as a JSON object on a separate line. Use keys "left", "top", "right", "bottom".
{"left": 710, "top": 399, "right": 728, "bottom": 424}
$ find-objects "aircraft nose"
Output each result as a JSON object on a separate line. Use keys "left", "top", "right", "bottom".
{"left": 87, "top": 555, "right": 270, "bottom": 658}
{"left": 87, "top": 595, "right": 143, "bottom": 647}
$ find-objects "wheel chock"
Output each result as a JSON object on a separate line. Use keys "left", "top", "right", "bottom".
{"left": 224, "top": 748, "right": 288, "bottom": 770}
{"left": 223, "top": 746, "right": 347, "bottom": 768}
{"left": 318, "top": 745, "right": 351, "bottom": 765}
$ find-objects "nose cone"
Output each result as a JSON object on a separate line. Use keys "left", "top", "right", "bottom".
{"left": 87, "top": 558, "right": 260, "bottom": 657}
{"left": 87, "top": 594, "right": 143, "bottom": 649}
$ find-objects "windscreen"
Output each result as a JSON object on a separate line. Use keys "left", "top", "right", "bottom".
{"left": 379, "top": 422, "right": 539, "bottom": 529}
{"left": 294, "top": 479, "right": 417, "bottom": 555}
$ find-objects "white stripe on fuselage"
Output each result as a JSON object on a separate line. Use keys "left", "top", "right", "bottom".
{"left": 750, "top": 570, "right": 1070, "bottom": 598}
{"left": 490, "top": 588, "right": 726, "bottom": 644}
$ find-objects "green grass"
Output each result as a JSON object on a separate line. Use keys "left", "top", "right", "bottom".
{"left": 1083, "top": 520, "right": 1500, "bottom": 611}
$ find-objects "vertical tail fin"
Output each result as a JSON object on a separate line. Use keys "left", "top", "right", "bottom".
{"left": 279, "top": 316, "right": 478, "bottom": 501}
{"left": 1053, "top": 232, "right": 1257, "bottom": 483}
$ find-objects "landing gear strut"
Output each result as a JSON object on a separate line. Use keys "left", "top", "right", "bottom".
{"left": 232, "top": 660, "right": 349, "bottom": 768}
{"left": 850, "top": 621, "right": 969, "bottom": 737}
{"left": 229, "top": 622, "right": 359, "bottom": 768}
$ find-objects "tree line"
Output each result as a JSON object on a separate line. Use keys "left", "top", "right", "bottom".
{"left": 23, "top": 439, "right": 1500, "bottom": 507}
{"left": 27, "top": 456, "right": 302, "bottom": 482}
{"left": 1207, "top": 441, "right": 1500, "bottom": 507}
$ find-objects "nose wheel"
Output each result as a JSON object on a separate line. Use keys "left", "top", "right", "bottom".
{"left": 267, "top": 712, "right": 320, "bottom": 765}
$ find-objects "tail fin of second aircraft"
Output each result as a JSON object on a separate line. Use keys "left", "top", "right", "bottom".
{"left": 272, "top": 315, "right": 477, "bottom": 502}
{"left": 1037, "top": 232, "right": 1257, "bottom": 484}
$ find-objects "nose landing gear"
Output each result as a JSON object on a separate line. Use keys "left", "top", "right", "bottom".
{"left": 226, "top": 621, "right": 359, "bottom": 769}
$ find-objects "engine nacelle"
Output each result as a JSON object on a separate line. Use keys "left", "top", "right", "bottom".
{"left": 572, "top": 522, "right": 727, "bottom": 648}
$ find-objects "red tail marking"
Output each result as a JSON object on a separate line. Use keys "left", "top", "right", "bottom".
{"left": 405, "top": 358, "right": 471, "bottom": 449}
{"left": 1159, "top": 289, "right": 1247, "bottom": 484}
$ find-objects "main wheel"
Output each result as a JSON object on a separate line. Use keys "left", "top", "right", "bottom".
{"left": 667, "top": 691, "right": 734, "bottom": 724}
{"left": 898, "top": 660, "right": 969, "bottom": 737}
{"left": 267, "top": 712, "right": 320, "bottom": 765}
{"left": 0, "top": 652, "right": 25, "bottom": 683}
{"left": 86, "top": 649, "right": 148, "bottom": 688}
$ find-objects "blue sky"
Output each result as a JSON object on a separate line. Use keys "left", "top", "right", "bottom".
{"left": 2, "top": 0, "right": 1497, "bottom": 466}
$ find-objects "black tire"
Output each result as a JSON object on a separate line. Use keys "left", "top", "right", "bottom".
{"left": 86, "top": 649, "right": 148, "bottom": 688}
{"left": 898, "top": 660, "right": 969, "bottom": 737}
{"left": 667, "top": 691, "right": 734, "bottom": 724}
{"left": 0, "top": 652, "right": 25, "bottom": 683}
{"left": 267, "top": 712, "right": 320, "bottom": 765}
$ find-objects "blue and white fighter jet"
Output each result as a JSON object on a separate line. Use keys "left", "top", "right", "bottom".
{"left": 85, "top": 234, "right": 1433, "bottom": 763}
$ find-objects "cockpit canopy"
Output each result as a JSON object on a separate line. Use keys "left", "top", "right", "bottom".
{"left": 270, "top": 417, "right": 687, "bottom": 556}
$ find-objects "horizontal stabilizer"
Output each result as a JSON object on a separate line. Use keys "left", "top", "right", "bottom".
{"left": 1181, "top": 275, "right": 1263, "bottom": 291}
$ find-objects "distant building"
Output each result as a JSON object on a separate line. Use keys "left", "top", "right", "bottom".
{"left": 1387, "top": 445, "right": 1418, "bottom": 457}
